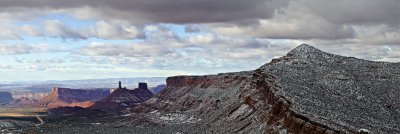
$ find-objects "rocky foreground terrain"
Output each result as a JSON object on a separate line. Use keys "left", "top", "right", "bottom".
{"left": 1, "top": 44, "right": 399, "bottom": 134}
{"left": 133, "top": 44, "right": 399, "bottom": 134}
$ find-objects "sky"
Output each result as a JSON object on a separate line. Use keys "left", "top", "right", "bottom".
{"left": 0, "top": 0, "right": 399, "bottom": 82}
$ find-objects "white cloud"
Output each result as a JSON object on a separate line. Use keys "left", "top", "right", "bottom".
{"left": 30, "top": 57, "right": 66, "bottom": 64}
{"left": 79, "top": 42, "right": 172, "bottom": 57}
{"left": 0, "top": 29, "right": 21, "bottom": 39}
{"left": 44, "top": 20, "right": 79, "bottom": 38}
{"left": 73, "top": 26, "right": 299, "bottom": 73}
{"left": 185, "top": 34, "right": 216, "bottom": 44}
{"left": 41, "top": 20, "right": 145, "bottom": 40}
{"left": 0, "top": 44, "right": 65, "bottom": 55}
{"left": 88, "top": 21, "right": 144, "bottom": 39}
{"left": 353, "top": 25, "right": 400, "bottom": 45}
{"left": 19, "top": 25, "right": 42, "bottom": 36}
{"left": 0, "top": 21, "right": 21, "bottom": 39}
{"left": 0, "top": 44, "right": 33, "bottom": 54}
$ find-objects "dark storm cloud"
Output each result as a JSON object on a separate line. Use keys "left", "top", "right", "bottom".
{"left": 1, "top": 0, "right": 400, "bottom": 41}
{"left": 0, "top": 0, "right": 289, "bottom": 24}
{"left": 210, "top": 0, "right": 400, "bottom": 41}
{"left": 302, "top": 0, "right": 400, "bottom": 26}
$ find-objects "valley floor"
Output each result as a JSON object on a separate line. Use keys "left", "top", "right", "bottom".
{"left": 0, "top": 109, "right": 207, "bottom": 134}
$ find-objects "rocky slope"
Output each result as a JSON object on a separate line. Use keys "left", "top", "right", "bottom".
{"left": 91, "top": 83, "right": 154, "bottom": 111}
{"left": 36, "top": 87, "right": 110, "bottom": 108}
{"left": 136, "top": 44, "right": 399, "bottom": 134}
{"left": 150, "top": 84, "right": 166, "bottom": 94}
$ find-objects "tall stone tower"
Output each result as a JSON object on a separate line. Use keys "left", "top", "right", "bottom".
{"left": 138, "top": 82, "right": 148, "bottom": 90}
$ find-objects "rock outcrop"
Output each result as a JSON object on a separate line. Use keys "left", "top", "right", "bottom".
{"left": 136, "top": 44, "right": 400, "bottom": 134}
{"left": 132, "top": 83, "right": 154, "bottom": 101}
{"left": 0, "top": 91, "right": 13, "bottom": 104}
{"left": 11, "top": 97, "right": 39, "bottom": 107}
{"left": 37, "top": 87, "right": 110, "bottom": 108}
{"left": 91, "top": 82, "right": 154, "bottom": 111}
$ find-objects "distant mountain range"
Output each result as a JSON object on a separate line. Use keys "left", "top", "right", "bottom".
{"left": 0, "top": 77, "right": 166, "bottom": 92}
{"left": 41, "top": 77, "right": 166, "bottom": 88}
{"left": 11, "top": 82, "right": 157, "bottom": 110}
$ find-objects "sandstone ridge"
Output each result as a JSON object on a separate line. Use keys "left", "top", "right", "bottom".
{"left": 137, "top": 44, "right": 399, "bottom": 134}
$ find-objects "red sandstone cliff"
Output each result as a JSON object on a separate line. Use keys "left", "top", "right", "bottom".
{"left": 36, "top": 87, "right": 110, "bottom": 108}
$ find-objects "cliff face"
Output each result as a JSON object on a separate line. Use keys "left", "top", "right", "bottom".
{"left": 37, "top": 87, "right": 110, "bottom": 108}
{"left": 0, "top": 91, "right": 13, "bottom": 104}
{"left": 52, "top": 87, "right": 110, "bottom": 103}
{"left": 137, "top": 44, "right": 399, "bottom": 134}
{"left": 137, "top": 72, "right": 262, "bottom": 133}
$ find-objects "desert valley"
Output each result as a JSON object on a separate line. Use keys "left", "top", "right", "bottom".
{"left": 0, "top": 45, "right": 399, "bottom": 133}
{"left": 1, "top": 1, "right": 400, "bottom": 133}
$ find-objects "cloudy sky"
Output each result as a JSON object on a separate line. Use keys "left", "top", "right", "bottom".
{"left": 0, "top": 0, "right": 399, "bottom": 81}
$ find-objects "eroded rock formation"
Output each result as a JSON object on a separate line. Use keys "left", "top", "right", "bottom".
{"left": 0, "top": 91, "right": 13, "bottom": 104}
{"left": 91, "top": 82, "right": 154, "bottom": 111}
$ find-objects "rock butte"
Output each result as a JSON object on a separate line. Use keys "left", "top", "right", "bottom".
{"left": 35, "top": 87, "right": 110, "bottom": 108}
{"left": 0, "top": 92, "right": 13, "bottom": 104}
{"left": 91, "top": 82, "right": 154, "bottom": 111}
